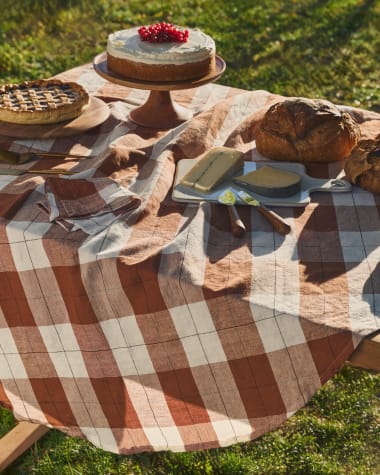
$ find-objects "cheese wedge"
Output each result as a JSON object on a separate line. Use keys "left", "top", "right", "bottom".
{"left": 179, "top": 147, "right": 244, "bottom": 193}
{"left": 234, "top": 166, "right": 301, "bottom": 197}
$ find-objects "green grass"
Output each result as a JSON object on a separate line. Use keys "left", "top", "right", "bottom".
{"left": 1, "top": 365, "right": 379, "bottom": 474}
{"left": 0, "top": 1, "right": 379, "bottom": 473}
{"left": 0, "top": 0, "right": 379, "bottom": 110}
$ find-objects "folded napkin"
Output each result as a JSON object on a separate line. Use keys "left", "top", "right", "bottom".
{"left": 38, "top": 176, "right": 141, "bottom": 235}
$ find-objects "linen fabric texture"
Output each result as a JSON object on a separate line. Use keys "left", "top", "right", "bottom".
{"left": 0, "top": 63, "right": 378, "bottom": 454}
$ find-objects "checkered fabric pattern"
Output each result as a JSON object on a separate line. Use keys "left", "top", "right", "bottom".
{"left": 0, "top": 62, "right": 378, "bottom": 454}
{"left": 38, "top": 176, "right": 141, "bottom": 234}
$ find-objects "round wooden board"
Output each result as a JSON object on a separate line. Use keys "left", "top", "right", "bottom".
{"left": 0, "top": 97, "right": 110, "bottom": 139}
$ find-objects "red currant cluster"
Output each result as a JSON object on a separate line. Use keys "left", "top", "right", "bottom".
{"left": 138, "top": 22, "right": 189, "bottom": 43}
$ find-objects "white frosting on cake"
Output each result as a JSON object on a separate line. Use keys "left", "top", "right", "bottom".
{"left": 107, "top": 27, "right": 215, "bottom": 65}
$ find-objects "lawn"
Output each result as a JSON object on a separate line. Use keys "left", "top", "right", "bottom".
{"left": 0, "top": 0, "right": 379, "bottom": 473}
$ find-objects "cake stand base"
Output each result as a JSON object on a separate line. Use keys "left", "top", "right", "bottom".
{"left": 129, "top": 90, "right": 193, "bottom": 128}
{"left": 93, "top": 52, "right": 226, "bottom": 129}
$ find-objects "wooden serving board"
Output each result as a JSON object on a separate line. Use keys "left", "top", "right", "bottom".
{"left": 0, "top": 97, "right": 110, "bottom": 139}
{"left": 172, "top": 159, "right": 352, "bottom": 207}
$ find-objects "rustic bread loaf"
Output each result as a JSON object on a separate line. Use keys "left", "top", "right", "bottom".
{"left": 255, "top": 97, "right": 360, "bottom": 163}
{"left": 344, "top": 135, "right": 380, "bottom": 193}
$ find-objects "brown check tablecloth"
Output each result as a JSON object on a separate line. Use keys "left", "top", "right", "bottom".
{"left": 0, "top": 62, "right": 379, "bottom": 454}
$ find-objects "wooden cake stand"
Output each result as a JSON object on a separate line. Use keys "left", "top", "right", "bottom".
{"left": 93, "top": 52, "right": 226, "bottom": 129}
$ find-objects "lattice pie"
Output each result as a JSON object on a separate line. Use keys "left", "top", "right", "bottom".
{"left": 0, "top": 79, "right": 89, "bottom": 125}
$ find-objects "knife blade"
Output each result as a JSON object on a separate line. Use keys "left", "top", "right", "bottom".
{"left": 238, "top": 190, "right": 291, "bottom": 235}
{"left": 0, "top": 168, "right": 75, "bottom": 176}
{"left": 0, "top": 149, "right": 92, "bottom": 164}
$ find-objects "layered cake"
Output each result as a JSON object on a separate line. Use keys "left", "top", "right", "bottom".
{"left": 107, "top": 22, "right": 216, "bottom": 82}
{"left": 0, "top": 79, "right": 89, "bottom": 125}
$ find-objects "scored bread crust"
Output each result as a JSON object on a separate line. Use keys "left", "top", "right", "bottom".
{"left": 344, "top": 135, "right": 380, "bottom": 193}
{"left": 0, "top": 79, "right": 89, "bottom": 125}
{"left": 255, "top": 98, "right": 360, "bottom": 163}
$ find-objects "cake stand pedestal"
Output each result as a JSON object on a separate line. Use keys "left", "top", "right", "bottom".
{"left": 129, "top": 90, "right": 194, "bottom": 129}
{"left": 93, "top": 52, "right": 226, "bottom": 129}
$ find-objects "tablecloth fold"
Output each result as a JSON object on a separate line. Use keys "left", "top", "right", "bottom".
{"left": 38, "top": 176, "right": 141, "bottom": 234}
{"left": 0, "top": 62, "right": 378, "bottom": 455}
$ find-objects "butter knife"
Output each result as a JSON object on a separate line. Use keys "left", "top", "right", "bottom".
{"left": 0, "top": 149, "right": 93, "bottom": 164}
{"left": 238, "top": 190, "right": 291, "bottom": 235}
{"left": 0, "top": 168, "right": 75, "bottom": 176}
{"left": 218, "top": 189, "right": 246, "bottom": 238}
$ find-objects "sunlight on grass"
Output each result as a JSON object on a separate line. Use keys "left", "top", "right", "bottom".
{"left": 0, "top": 0, "right": 379, "bottom": 110}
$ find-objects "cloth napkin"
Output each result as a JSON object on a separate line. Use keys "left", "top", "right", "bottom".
{"left": 38, "top": 176, "right": 141, "bottom": 235}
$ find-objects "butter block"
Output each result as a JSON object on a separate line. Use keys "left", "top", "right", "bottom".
{"left": 233, "top": 166, "right": 301, "bottom": 197}
{"left": 179, "top": 147, "right": 244, "bottom": 193}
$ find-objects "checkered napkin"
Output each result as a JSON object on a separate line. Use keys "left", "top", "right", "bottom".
{"left": 38, "top": 176, "right": 141, "bottom": 234}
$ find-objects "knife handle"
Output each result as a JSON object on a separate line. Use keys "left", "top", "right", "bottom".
{"left": 35, "top": 152, "right": 92, "bottom": 158}
{"left": 257, "top": 204, "right": 291, "bottom": 235}
{"left": 227, "top": 205, "right": 246, "bottom": 238}
{"left": 27, "top": 169, "right": 76, "bottom": 175}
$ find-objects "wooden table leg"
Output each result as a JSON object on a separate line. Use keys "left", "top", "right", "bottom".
{"left": 348, "top": 330, "right": 380, "bottom": 372}
{"left": 0, "top": 422, "right": 49, "bottom": 471}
